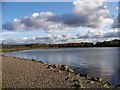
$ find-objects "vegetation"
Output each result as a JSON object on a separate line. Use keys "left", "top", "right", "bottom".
{"left": 0, "top": 39, "right": 120, "bottom": 52}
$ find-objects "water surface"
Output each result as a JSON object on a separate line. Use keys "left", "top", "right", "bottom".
{"left": 5, "top": 47, "right": 119, "bottom": 84}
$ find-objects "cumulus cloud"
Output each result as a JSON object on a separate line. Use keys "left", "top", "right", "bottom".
{"left": 1, "top": 29, "right": 119, "bottom": 45}
{"left": 48, "top": 0, "right": 112, "bottom": 28}
{"left": 112, "top": 14, "right": 120, "bottom": 28}
{"left": 2, "top": 0, "right": 113, "bottom": 32}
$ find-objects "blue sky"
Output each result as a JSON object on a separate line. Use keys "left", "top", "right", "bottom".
{"left": 2, "top": 2, "right": 118, "bottom": 24}
{"left": 2, "top": 2, "right": 74, "bottom": 24}
{"left": 1, "top": 1, "right": 119, "bottom": 44}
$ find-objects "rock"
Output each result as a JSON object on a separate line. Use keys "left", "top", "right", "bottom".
{"left": 31, "top": 59, "right": 35, "bottom": 61}
{"left": 38, "top": 61, "right": 43, "bottom": 63}
{"left": 77, "top": 74, "right": 80, "bottom": 77}
{"left": 68, "top": 68, "right": 74, "bottom": 73}
{"left": 52, "top": 64, "right": 59, "bottom": 68}
{"left": 103, "top": 83, "right": 108, "bottom": 87}
{"left": 115, "top": 83, "right": 120, "bottom": 87}
{"left": 96, "top": 78, "right": 102, "bottom": 82}
{"left": 46, "top": 64, "right": 52, "bottom": 68}
{"left": 60, "top": 65, "right": 69, "bottom": 71}
{"left": 78, "top": 73, "right": 88, "bottom": 77}
{"left": 106, "top": 82, "right": 112, "bottom": 86}
{"left": 43, "top": 62, "right": 47, "bottom": 65}
{"left": 87, "top": 81, "right": 94, "bottom": 84}
{"left": 90, "top": 77, "right": 97, "bottom": 81}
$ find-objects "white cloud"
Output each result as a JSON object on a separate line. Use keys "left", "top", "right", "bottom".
{"left": 2, "top": 0, "right": 113, "bottom": 32}
{"left": 1, "top": 29, "right": 119, "bottom": 45}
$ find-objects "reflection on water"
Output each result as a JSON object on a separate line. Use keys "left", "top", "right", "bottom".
{"left": 5, "top": 47, "right": 119, "bottom": 84}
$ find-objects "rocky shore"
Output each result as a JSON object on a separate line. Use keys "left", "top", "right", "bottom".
{"left": 1, "top": 55, "right": 119, "bottom": 88}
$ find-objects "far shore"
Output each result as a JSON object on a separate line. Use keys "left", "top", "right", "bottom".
{"left": 2, "top": 55, "right": 120, "bottom": 88}
{"left": 1, "top": 39, "right": 120, "bottom": 52}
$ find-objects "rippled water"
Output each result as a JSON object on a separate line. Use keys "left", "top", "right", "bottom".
{"left": 4, "top": 47, "right": 119, "bottom": 84}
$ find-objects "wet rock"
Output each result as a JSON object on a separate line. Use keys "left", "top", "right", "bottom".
{"left": 52, "top": 64, "right": 59, "bottom": 68}
{"left": 31, "top": 59, "right": 36, "bottom": 62}
{"left": 46, "top": 65, "right": 53, "bottom": 68}
{"left": 96, "top": 78, "right": 102, "bottom": 82}
{"left": 38, "top": 61, "right": 43, "bottom": 63}
{"left": 103, "top": 83, "right": 108, "bottom": 87}
{"left": 43, "top": 62, "right": 47, "bottom": 65}
{"left": 78, "top": 73, "right": 88, "bottom": 77}
{"left": 60, "top": 65, "right": 69, "bottom": 71}
{"left": 68, "top": 68, "right": 74, "bottom": 73}
{"left": 106, "top": 82, "right": 112, "bottom": 86}
{"left": 90, "top": 77, "right": 98, "bottom": 81}
{"left": 115, "top": 83, "right": 120, "bottom": 87}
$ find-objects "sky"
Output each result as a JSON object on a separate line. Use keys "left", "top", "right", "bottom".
{"left": 0, "top": 0, "right": 119, "bottom": 44}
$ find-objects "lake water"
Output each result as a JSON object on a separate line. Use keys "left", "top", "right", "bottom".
{"left": 4, "top": 47, "right": 119, "bottom": 85}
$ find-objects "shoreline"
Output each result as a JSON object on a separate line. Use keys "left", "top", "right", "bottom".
{"left": 1, "top": 46, "right": 119, "bottom": 53}
{"left": 2, "top": 55, "right": 120, "bottom": 88}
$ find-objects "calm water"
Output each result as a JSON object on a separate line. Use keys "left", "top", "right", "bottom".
{"left": 4, "top": 47, "right": 119, "bottom": 85}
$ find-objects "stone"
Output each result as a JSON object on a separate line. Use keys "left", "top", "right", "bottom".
{"left": 46, "top": 65, "right": 52, "bottom": 68}
{"left": 78, "top": 73, "right": 88, "bottom": 77}
{"left": 77, "top": 74, "right": 80, "bottom": 77}
{"left": 115, "top": 83, "right": 120, "bottom": 87}
{"left": 60, "top": 65, "right": 69, "bottom": 71}
{"left": 90, "top": 77, "right": 97, "bottom": 81}
{"left": 95, "top": 77, "right": 103, "bottom": 82}
{"left": 31, "top": 59, "right": 35, "bottom": 61}
{"left": 87, "top": 81, "right": 94, "bottom": 84}
{"left": 68, "top": 68, "right": 74, "bottom": 73}
{"left": 52, "top": 64, "right": 59, "bottom": 68}
{"left": 103, "top": 83, "right": 108, "bottom": 87}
